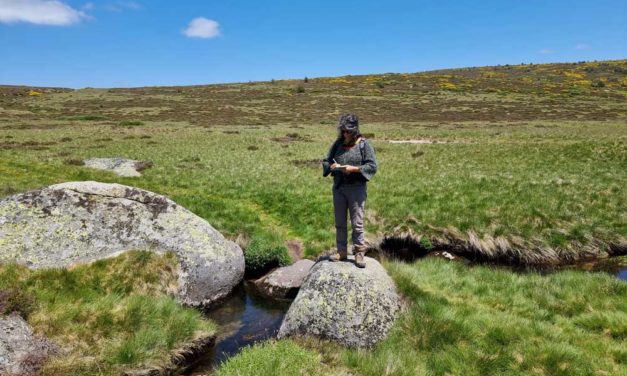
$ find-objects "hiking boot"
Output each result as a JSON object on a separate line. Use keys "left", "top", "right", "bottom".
{"left": 329, "top": 249, "right": 348, "bottom": 262}
{"left": 353, "top": 245, "right": 367, "bottom": 268}
{"left": 355, "top": 252, "right": 366, "bottom": 268}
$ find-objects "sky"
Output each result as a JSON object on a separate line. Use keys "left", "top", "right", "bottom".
{"left": 0, "top": 0, "right": 625, "bottom": 88}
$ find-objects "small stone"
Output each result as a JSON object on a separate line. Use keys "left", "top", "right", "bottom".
{"left": 83, "top": 157, "right": 152, "bottom": 177}
{"left": 253, "top": 259, "right": 315, "bottom": 300}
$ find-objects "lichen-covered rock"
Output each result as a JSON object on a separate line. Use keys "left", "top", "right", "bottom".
{"left": 83, "top": 157, "right": 152, "bottom": 177}
{"left": 0, "top": 181, "right": 244, "bottom": 307}
{"left": 0, "top": 314, "right": 55, "bottom": 376}
{"left": 253, "top": 259, "right": 315, "bottom": 300}
{"left": 277, "top": 256, "right": 401, "bottom": 348}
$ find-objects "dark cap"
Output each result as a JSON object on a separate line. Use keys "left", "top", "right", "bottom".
{"left": 338, "top": 113, "right": 359, "bottom": 131}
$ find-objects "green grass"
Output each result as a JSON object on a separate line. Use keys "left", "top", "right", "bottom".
{"left": 215, "top": 340, "right": 339, "bottom": 376}
{"left": 243, "top": 235, "right": 292, "bottom": 277}
{"left": 225, "top": 258, "right": 625, "bottom": 376}
{"left": 0, "top": 119, "right": 624, "bottom": 261}
{"left": 335, "top": 258, "right": 627, "bottom": 375}
{"left": 0, "top": 251, "right": 216, "bottom": 375}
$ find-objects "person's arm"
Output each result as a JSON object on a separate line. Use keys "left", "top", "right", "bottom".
{"left": 356, "top": 141, "right": 377, "bottom": 180}
{"left": 322, "top": 141, "right": 338, "bottom": 177}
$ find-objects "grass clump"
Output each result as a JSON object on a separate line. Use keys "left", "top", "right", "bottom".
{"left": 0, "top": 251, "right": 216, "bottom": 375}
{"left": 215, "top": 340, "right": 331, "bottom": 376}
{"left": 243, "top": 236, "right": 292, "bottom": 278}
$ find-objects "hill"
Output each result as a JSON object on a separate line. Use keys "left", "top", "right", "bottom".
{"left": 1, "top": 60, "right": 626, "bottom": 126}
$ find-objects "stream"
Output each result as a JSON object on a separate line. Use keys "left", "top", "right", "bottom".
{"left": 185, "top": 282, "right": 291, "bottom": 375}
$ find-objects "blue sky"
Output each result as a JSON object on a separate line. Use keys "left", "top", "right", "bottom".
{"left": 1, "top": 0, "right": 625, "bottom": 88}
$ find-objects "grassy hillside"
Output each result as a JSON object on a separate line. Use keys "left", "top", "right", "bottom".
{"left": 1, "top": 60, "right": 625, "bottom": 263}
{"left": 2, "top": 60, "right": 626, "bottom": 125}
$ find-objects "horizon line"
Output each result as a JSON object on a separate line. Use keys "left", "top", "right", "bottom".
{"left": 2, "top": 57, "right": 625, "bottom": 90}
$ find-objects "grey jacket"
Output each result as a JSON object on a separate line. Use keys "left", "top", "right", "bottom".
{"left": 322, "top": 138, "right": 378, "bottom": 187}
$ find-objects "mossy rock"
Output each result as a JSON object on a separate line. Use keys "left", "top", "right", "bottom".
{"left": 0, "top": 181, "right": 244, "bottom": 307}
{"left": 277, "top": 256, "right": 400, "bottom": 348}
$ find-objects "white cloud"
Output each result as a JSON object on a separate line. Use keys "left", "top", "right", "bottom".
{"left": 104, "top": 1, "right": 142, "bottom": 12}
{"left": 539, "top": 48, "right": 553, "bottom": 54}
{"left": 0, "top": 0, "right": 87, "bottom": 25}
{"left": 184, "top": 17, "right": 220, "bottom": 39}
{"left": 575, "top": 43, "right": 590, "bottom": 50}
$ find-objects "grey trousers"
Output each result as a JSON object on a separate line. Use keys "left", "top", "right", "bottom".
{"left": 333, "top": 183, "right": 367, "bottom": 252}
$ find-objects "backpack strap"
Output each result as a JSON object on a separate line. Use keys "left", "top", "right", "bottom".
{"left": 359, "top": 138, "right": 366, "bottom": 164}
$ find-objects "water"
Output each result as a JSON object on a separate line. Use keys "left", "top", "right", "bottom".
{"left": 565, "top": 257, "right": 627, "bottom": 281}
{"left": 504, "top": 256, "right": 627, "bottom": 281}
{"left": 185, "top": 282, "right": 291, "bottom": 375}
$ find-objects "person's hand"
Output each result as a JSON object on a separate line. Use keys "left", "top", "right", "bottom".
{"left": 330, "top": 163, "right": 340, "bottom": 170}
{"left": 343, "top": 165, "right": 360, "bottom": 174}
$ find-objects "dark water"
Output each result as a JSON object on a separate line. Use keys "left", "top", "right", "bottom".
{"left": 507, "top": 256, "right": 627, "bottom": 281}
{"left": 185, "top": 282, "right": 291, "bottom": 375}
{"left": 566, "top": 257, "right": 627, "bottom": 281}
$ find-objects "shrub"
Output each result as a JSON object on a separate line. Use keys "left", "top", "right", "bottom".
{"left": 63, "top": 158, "right": 84, "bottom": 166}
{"left": 244, "top": 236, "right": 291, "bottom": 278}
{"left": 0, "top": 287, "right": 36, "bottom": 318}
{"left": 65, "top": 114, "right": 106, "bottom": 121}
{"left": 119, "top": 120, "right": 144, "bottom": 127}
{"left": 295, "top": 85, "right": 305, "bottom": 94}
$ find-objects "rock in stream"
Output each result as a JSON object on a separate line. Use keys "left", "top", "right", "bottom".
{"left": 278, "top": 256, "right": 401, "bottom": 348}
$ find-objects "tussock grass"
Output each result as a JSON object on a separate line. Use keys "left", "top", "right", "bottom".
{"left": 337, "top": 258, "right": 627, "bottom": 375}
{"left": 243, "top": 235, "right": 292, "bottom": 278}
{"left": 0, "top": 251, "right": 216, "bottom": 375}
{"left": 215, "top": 339, "right": 343, "bottom": 376}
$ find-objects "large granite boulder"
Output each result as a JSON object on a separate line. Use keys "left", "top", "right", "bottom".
{"left": 0, "top": 314, "right": 55, "bottom": 376}
{"left": 277, "top": 256, "right": 401, "bottom": 348}
{"left": 0, "top": 181, "right": 244, "bottom": 307}
{"left": 253, "top": 259, "right": 315, "bottom": 300}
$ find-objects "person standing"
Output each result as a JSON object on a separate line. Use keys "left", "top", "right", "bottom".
{"left": 322, "top": 113, "right": 378, "bottom": 268}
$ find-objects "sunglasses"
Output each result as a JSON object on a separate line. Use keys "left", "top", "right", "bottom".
{"left": 341, "top": 130, "right": 351, "bottom": 134}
